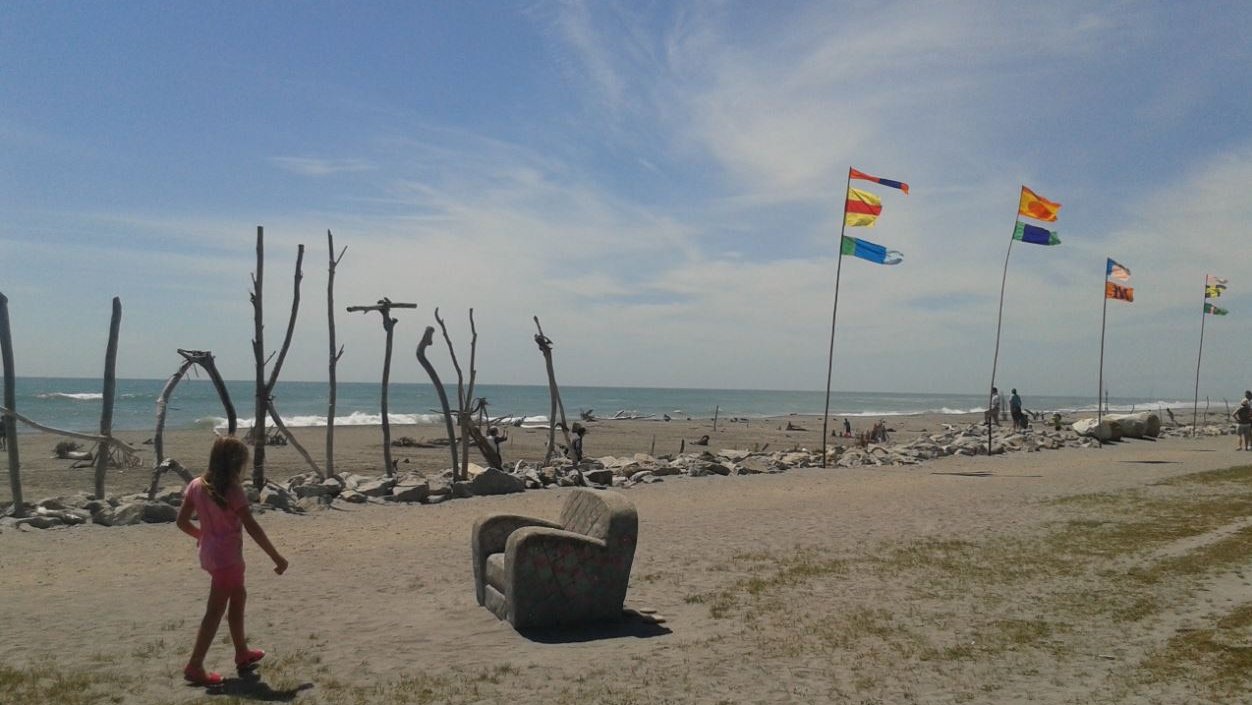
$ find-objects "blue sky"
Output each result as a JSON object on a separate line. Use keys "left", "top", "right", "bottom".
{"left": 2, "top": 1, "right": 1251, "bottom": 400}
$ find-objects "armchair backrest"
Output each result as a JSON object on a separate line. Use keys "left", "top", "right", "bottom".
{"left": 559, "top": 488, "right": 637, "bottom": 552}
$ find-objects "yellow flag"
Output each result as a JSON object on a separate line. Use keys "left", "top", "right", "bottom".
{"left": 845, "top": 187, "right": 882, "bottom": 227}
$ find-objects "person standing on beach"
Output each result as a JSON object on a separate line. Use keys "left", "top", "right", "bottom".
{"left": 1233, "top": 399, "right": 1252, "bottom": 450}
{"left": 569, "top": 422, "right": 587, "bottom": 462}
{"left": 177, "top": 436, "right": 288, "bottom": 686}
{"left": 987, "top": 388, "right": 1001, "bottom": 426}
{"left": 487, "top": 426, "right": 507, "bottom": 466}
{"left": 1010, "top": 389, "right": 1024, "bottom": 430}
{"left": 843, "top": 418, "right": 852, "bottom": 438}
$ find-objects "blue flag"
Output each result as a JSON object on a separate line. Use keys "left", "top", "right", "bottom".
{"left": 841, "top": 236, "right": 903, "bottom": 265}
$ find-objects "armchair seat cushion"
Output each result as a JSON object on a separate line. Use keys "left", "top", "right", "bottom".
{"left": 471, "top": 488, "right": 638, "bottom": 629}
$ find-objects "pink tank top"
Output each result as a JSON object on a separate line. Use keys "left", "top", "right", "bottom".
{"left": 185, "top": 477, "right": 249, "bottom": 572}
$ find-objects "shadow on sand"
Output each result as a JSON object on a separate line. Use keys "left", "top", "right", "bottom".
{"left": 518, "top": 609, "right": 672, "bottom": 644}
{"left": 193, "top": 669, "right": 315, "bottom": 701}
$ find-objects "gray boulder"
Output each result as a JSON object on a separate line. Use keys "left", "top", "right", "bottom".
{"left": 469, "top": 467, "right": 526, "bottom": 496}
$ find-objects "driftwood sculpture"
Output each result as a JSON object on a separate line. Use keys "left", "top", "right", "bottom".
{"left": 262, "top": 244, "right": 322, "bottom": 477}
{"left": 348, "top": 298, "right": 416, "bottom": 476}
{"left": 533, "top": 317, "right": 571, "bottom": 465}
{"left": 1, "top": 292, "right": 25, "bottom": 516}
{"left": 94, "top": 297, "right": 122, "bottom": 499}
{"left": 250, "top": 226, "right": 267, "bottom": 487}
{"left": 416, "top": 326, "right": 462, "bottom": 480}
{"left": 326, "top": 230, "right": 347, "bottom": 477}
{"left": 435, "top": 308, "right": 499, "bottom": 471}
{"left": 154, "top": 349, "right": 236, "bottom": 469}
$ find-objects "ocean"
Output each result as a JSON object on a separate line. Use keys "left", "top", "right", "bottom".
{"left": 0, "top": 377, "right": 1197, "bottom": 435}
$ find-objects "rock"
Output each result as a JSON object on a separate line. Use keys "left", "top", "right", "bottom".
{"left": 20, "top": 515, "right": 64, "bottom": 529}
{"left": 452, "top": 481, "right": 475, "bottom": 498}
{"left": 584, "top": 468, "right": 615, "bottom": 485}
{"left": 142, "top": 501, "right": 179, "bottom": 523}
{"left": 392, "top": 479, "right": 431, "bottom": 503}
{"left": 99, "top": 502, "right": 144, "bottom": 526}
{"left": 295, "top": 497, "right": 325, "bottom": 513}
{"left": 356, "top": 478, "right": 395, "bottom": 497}
{"left": 259, "top": 486, "right": 294, "bottom": 512}
{"left": 1105, "top": 412, "right": 1161, "bottom": 438}
{"left": 469, "top": 467, "right": 526, "bottom": 495}
{"left": 736, "top": 456, "right": 776, "bottom": 474}
{"left": 292, "top": 483, "right": 333, "bottom": 499}
{"left": 465, "top": 463, "right": 489, "bottom": 478}
{"left": 338, "top": 490, "right": 367, "bottom": 504}
{"left": 1072, "top": 418, "right": 1122, "bottom": 442}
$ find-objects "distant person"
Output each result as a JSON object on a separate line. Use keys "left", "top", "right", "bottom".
{"left": 843, "top": 418, "right": 852, "bottom": 438}
{"left": 487, "top": 426, "right": 507, "bottom": 466}
{"left": 1234, "top": 399, "right": 1252, "bottom": 451}
{"left": 177, "top": 436, "right": 288, "bottom": 687}
{"left": 1010, "top": 389, "right": 1024, "bottom": 429}
{"left": 568, "top": 422, "right": 587, "bottom": 462}
{"left": 987, "top": 387, "right": 1001, "bottom": 426}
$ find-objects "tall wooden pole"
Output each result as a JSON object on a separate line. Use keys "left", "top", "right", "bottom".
{"left": 1097, "top": 272, "right": 1110, "bottom": 446}
{"left": 821, "top": 168, "right": 854, "bottom": 467}
{"left": 326, "top": 231, "right": 346, "bottom": 478}
{"left": 348, "top": 299, "right": 415, "bottom": 477}
{"left": 987, "top": 205, "right": 1019, "bottom": 455}
{"left": 0, "top": 293, "right": 25, "bottom": 517}
{"left": 1192, "top": 278, "right": 1209, "bottom": 436}
{"left": 94, "top": 297, "right": 121, "bottom": 499}
{"left": 251, "top": 226, "right": 267, "bottom": 489}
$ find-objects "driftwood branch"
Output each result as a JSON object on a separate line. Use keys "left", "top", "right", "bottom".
{"left": 268, "top": 400, "right": 322, "bottom": 477}
{"left": 265, "top": 243, "right": 305, "bottom": 393}
{"left": 435, "top": 308, "right": 470, "bottom": 475}
{"left": 94, "top": 297, "right": 122, "bottom": 499}
{"left": 146, "top": 459, "right": 194, "bottom": 500}
{"left": 154, "top": 357, "right": 195, "bottom": 465}
{"left": 349, "top": 299, "right": 416, "bottom": 477}
{"left": 416, "top": 326, "right": 461, "bottom": 480}
{"left": 534, "top": 316, "right": 571, "bottom": 464}
{"left": 251, "top": 225, "right": 267, "bottom": 489}
{"left": 1, "top": 292, "right": 25, "bottom": 516}
{"left": 326, "top": 230, "right": 342, "bottom": 477}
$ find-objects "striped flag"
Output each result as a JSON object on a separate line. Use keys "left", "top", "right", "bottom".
{"left": 844, "top": 187, "right": 882, "bottom": 227}
{"left": 850, "top": 168, "right": 909, "bottom": 195}
{"left": 1106, "top": 258, "right": 1131, "bottom": 281}
{"left": 1018, "top": 186, "right": 1061, "bottom": 222}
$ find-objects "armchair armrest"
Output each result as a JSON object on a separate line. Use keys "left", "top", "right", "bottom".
{"left": 503, "top": 526, "right": 620, "bottom": 628}
{"left": 471, "top": 514, "right": 564, "bottom": 605}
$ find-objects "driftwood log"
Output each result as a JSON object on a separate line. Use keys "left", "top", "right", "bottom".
{"left": 348, "top": 298, "right": 416, "bottom": 476}
{"left": 533, "top": 317, "right": 571, "bottom": 465}
{"left": 416, "top": 326, "right": 461, "bottom": 480}
{"left": 0, "top": 292, "right": 25, "bottom": 516}
{"left": 250, "top": 226, "right": 267, "bottom": 488}
{"left": 94, "top": 297, "right": 121, "bottom": 499}
{"left": 147, "top": 458, "right": 194, "bottom": 500}
{"left": 326, "top": 230, "right": 347, "bottom": 477}
{"left": 154, "top": 349, "right": 237, "bottom": 468}
{"left": 261, "top": 244, "right": 322, "bottom": 477}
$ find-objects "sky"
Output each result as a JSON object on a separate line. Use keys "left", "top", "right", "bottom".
{"left": 2, "top": 1, "right": 1251, "bottom": 400}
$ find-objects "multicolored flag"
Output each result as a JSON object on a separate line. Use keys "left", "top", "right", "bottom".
{"left": 1106, "top": 258, "right": 1131, "bottom": 281}
{"left": 1204, "top": 302, "right": 1228, "bottom": 316}
{"left": 841, "top": 236, "right": 903, "bottom": 265}
{"left": 1105, "top": 281, "right": 1134, "bottom": 302}
{"left": 850, "top": 168, "right": 909, "bottom": 195}
{"left": 1012, "top": 221, "right": 1061, "bottom": 246}
{"left": 845, "top": 187, "right": 882, "bottom": 227}
{"left": 1018, "top": 186, "right": 1061, "bottom": 222}
{"left": 1205, "top": 275, "right": 1228, "bottom": 298}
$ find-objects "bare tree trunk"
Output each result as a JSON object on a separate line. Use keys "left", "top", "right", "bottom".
{"left": 380, "top": 315, "right": 396, "bottom": 476}
{"left": 435, "top": 308, "right": 468, "bottom": 477}
{"left": 0, "top": 292, "right": 25, "bottom": 517}
{"left": 326, "top": 231, "right": 346, "bottom": 477}
{"left": 154, "top": 357, "right": 195, "bottom": 465}
{"left": 417, "top": 326, "right": 461, "bottom": 480}
{"left": 251, "top": 226, "right": 267, "bottom": 489}
{"left": 347, "top": 299, "right": 415, "bottom": 477}
{"left": 534, "top": 316, "right": 570, "bottom": 465}
{"left": 94, "top": 297, "right": 121, "bottom": 499}
{"left": 260, "top": 244, "right": 318, "bottom": 476}
{"left": 193, "top": 350, "right": 237, "bottom": 435}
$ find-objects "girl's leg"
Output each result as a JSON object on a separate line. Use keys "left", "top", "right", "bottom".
{"left": 188, "top": 586, "right": 231, "bottom": 669}
{"left": 226, "top": 585, "right": 248, "bottom": 658}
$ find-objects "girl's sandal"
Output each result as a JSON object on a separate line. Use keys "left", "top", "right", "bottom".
{"left": 183, "top": 666, "right": 224, "bottom": 686}
{"left": 235, "top": 648, "right": 266, "bottom": 669}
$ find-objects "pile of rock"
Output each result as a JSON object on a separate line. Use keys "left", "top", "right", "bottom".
{"left": 5, "top": 413, "right": 1235, "bottom": 532}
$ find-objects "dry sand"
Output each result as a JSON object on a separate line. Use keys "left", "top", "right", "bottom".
{"left": 2, "top": 412, "right": 1250, "bottom": 704}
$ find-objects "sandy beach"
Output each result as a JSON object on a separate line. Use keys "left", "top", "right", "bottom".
{"left": 3, "top": 411, "right": 1251, "bottom": 704}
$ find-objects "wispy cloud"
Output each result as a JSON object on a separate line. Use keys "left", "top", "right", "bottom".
{"left": 270, "top": 157, "right": 375, "bottom": 177}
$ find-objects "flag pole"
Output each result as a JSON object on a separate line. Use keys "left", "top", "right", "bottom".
{"left": 1192, "top": 276, "right": 1208, "bottom": 436}
{"left": 821, "top": 167, "right": 854, "bottom": 467}
{"left": 987, "top": 194, "right": 1019, "bottom": 455}
{"left": 1097, "top": 268, "right": 1110, "bottom": 447}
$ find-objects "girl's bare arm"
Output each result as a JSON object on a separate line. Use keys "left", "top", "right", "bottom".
{"left": 238, "top": 507, "right": 289, "bottom": 575}
{"left": 175, "top": 499, "right": 200, "bottom": 540}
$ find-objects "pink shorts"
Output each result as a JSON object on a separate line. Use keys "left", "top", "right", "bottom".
{"left": 208, "top": 562, "right": 246, "bottom": 592}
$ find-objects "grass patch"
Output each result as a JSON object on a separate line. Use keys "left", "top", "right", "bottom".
{"left": 0, "top": 664, "right": 134, "bottom": 705}
{"left": 1136, "top": 602, "right": 1252, "bottom": 699}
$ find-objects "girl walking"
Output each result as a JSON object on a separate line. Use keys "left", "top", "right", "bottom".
{"left": 177, "top": 436, "right": 288, "bottom": 686}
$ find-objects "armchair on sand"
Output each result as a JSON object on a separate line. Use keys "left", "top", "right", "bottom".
{"left": 472, "top": 488, "right": 638, "bottom": 629}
